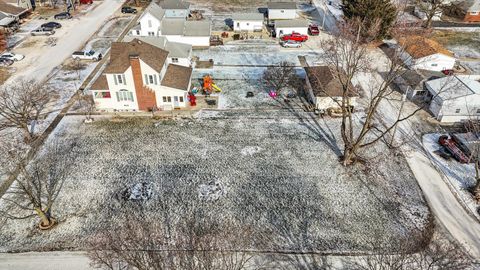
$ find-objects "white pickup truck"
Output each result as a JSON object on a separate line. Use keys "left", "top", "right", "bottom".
{"left": 72, "top": 50, "right": 102, "bottom": 61}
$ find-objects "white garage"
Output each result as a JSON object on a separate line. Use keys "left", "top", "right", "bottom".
{"left": 232, "top": 13, "right": 264, "bottom": 32}
{"left": 274, "top": 19, "right": 308, "bottom": 37}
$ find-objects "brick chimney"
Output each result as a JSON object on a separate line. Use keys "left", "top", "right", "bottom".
{"left": 129, "top": 55, "right": 157, "bottom": 111}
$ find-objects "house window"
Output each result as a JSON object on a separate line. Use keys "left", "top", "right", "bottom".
{"left": 136, "top": 30, "right": 140, "bottom": 35}
{"left": 95, "top": 91, "right": 111, "bottom": 98}
{"left": 148, "top": 31, "right": 155, "bottom": 36}
{"left": 455, "top": 109, "right": 461, "bottom": 113}
{"left": 114, "top": 74, "right": 126, "bottom": 85}
{"left": 431, "top": 63, "right": 438, "bottom": 67}
{"left": 162, "top": 96, "right": 172, "bottom": 102}
{"left": 172, "top": 58, "right": 179, "bottom": 63}
{"left": 179, "top": 96, "right": 184, "bottom": 102}
{"left": 145, "top": 74, "right": 157, "bottom": 85}
{"left": 476, "top": 108, "right": 480, "bottom": 114}
{"left": 281, "top": 10, "right": 284, "bottom": 13}
{"left": 116, "top": 90, "right": 134, "bottom": 102}
{"left": 148, "top": 20, "right": 152, "bottom": 27}
{"left": 246, "top": 23, "right": 250, "bottom": 26}
{"left": 149, "top": 75, "right": 154, "bottom": 84}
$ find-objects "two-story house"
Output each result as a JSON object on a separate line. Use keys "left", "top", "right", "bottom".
{"left": 90, "top": 39, "right": 192, "bottom": 112}
{"left": 159, "top": 0, "right": 190, "bottom": 18}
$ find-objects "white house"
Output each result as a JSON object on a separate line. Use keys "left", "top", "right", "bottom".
{"left": 426, "top": 75, "right": 480, "bottom": 122}
{"left": 159, "top": 0, "right": 190, "bottom": 18}
{"left": 90, "top": 39, "right": 193, "bottom": 112}
{"left": 131, "top": 2, "right": 165, "bottom": 36}
{"left": 274, "top": 19, "right": 308, "bottom": 37}
{"left": 304, "top": 66, "right": 359, "bottom": 111}
{"left": 267, "top": 1, "right": 297, "bottom": 22}
{"left": 231, "top": 13, "right": 264, "bottom": 32}
{"left": 399, "top": 36, "right": 456, "bottom": 72}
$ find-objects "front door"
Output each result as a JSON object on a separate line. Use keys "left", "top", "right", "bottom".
{"left": 174, "top": 96, "right": 180, "bottom": 108}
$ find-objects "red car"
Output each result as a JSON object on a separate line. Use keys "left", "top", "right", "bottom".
{"left": 308, "top": 24, "right": 320, "bottom": 35}
{"left": 281, "top": 32, "right": 308, "bottom": 42}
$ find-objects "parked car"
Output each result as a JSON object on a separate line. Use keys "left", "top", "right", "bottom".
{"left": 54, "top": 12, "right": 72, "bottom": 19}
{"left": 72, "top": 50, "right": 102, "bottom": 61}
{"left": 280, "top": 40, "right": 302, "bottom": 48}
{"left": 121, "top": 6, "right": 137, "bottom": 14}
{"left": 41, "top": 21, "right": 62, "bottom": 29}
{"left": 31, "top": 27, "right": 55, "bottom": 36}
{"left": 0, "top": 52, "right": 24, "bottom": 61}
{"left": 280, "top": 32, "right": 308, "bottom": 42}
{"left": 0, "top": 58, "right": 14, "bottom": 67}
{"left": 308, "top": 24, "right": 320, "bottom": 36}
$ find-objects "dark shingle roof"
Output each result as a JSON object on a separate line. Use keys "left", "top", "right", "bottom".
{"left": 305, "top": 66, "right": 358, "bottom": 97}
{"left": 90, "top": 75, "right": 108, "bottom": 90}
{"left": 161, "top": 64, "right": 192, "bottom": 90}
{"left": 0, "top": 0, "right": 27, "bottom": 15}
{"left": 104, "top": 39, "right": 169, "bottom": 74}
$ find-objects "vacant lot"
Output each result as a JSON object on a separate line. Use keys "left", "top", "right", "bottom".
{"left": 0, "top": 111, "right": 430, "bottom": 253}
{"left": 432, "top": 31, "right": 480, "bottom": 73}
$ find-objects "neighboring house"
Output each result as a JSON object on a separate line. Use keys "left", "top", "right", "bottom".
{"left": 130, "top": 2, "right": 211, "bottom": 47}
{"left": 0, "top": 0, "right": 29, "bottom": 19}
{"left": 159, "top": 0, "right": 190, "bottom": 18}
{"left": 462, "top": 0, "right": 480, "bottom": 22}
{"left": 4, "top": 0, "right": 32, "bottom": 10}
{"left": 304, "top": 66, "right": 359, "bottom": 111}
{"left": 231, "top": 13, "right": 264, "bottom": 32}
{"left": 399, "top": 36, "right": 456, "bottom": 72}
{"left": 425, "top": 75, "right": 480, "bottom": 122}
{"left": 274, "top": 18, "right": 308, "bottom": 37}
{"left": 394, "top": 69, "right": 445, "bottom": 99}
{"left": 123, "top": 35, "right": 193, "bottom": 67}
{"left": 267, "top": 1, "right": 297, "bottom": 23}
{"left": 90, "top": 39, "right": 193, "bottom": 112}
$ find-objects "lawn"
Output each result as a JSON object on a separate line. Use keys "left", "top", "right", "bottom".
{"left": 0, "top": 112, "right": 431, "bottom": 253}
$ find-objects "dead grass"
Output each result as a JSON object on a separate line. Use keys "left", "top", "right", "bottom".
{"left": 0, "top": 67, "right": 11, "bottom": 84}
{"left": 432, "top": 31, "right": 480, "bottom": 51}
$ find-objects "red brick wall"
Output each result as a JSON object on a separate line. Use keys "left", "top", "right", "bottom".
{"left": 130, "top": 57, "right": 157, "bottom": 111}
{"left": 465, "top": 12, "right": 480, "bottom": 22}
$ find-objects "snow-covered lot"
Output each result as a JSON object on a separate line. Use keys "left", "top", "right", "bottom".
{"left": 0, "top": 112, "right": 430, "bottom": 253}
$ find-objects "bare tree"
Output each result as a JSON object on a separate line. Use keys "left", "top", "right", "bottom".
{"left": 0, "top": 80, "right": 52, "bottom": 143}
{"left": 0, "top": 139, "right": 77, "bottom": 229}
{"left": 415, "top": 0, "right": 447, "bottom": 28}
{"left": 461, "top": 120, "right": 480, "bottom": 201}
{"left": 263, "top": 61, "right": 297, "bottom": 96}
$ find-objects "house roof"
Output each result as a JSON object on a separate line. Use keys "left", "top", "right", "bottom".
{"left": 184, "top": 20, "right": 210, "bottom": 36}
{"left": 232, "top": 13, "right": 264, "bottom": 21}
{"left": 399, "top": 36, "right": 454, "bottom": 59}
{"left": 0, "top": 0, "right": 27, "bottom": 16}
{"left": 268, "top": 1, "right": 297, "bottom": 9}
{"left": 161, "top": 18, "right": 185, "bottom": 35}
{"left": 105, "top": 39, "right": 169, "bottom": 74}
{"left": 123, "top": 35, "right": 192, "bottom": 58}
{"left": 161, "top": 64, "right": 192, "bottom": 90}
{"left": 468, "top": 1, "right": 480, "bottom": 12}
{"left": 400, "top": 70, "right": 425, "bottom": 89}
{"left": 274, "top": 18, "right": 308, "bottom": 28}
{"left": 143, "top": 2, "right": 165, "bottom": 21}
{"left": 159, "top": 0, "right": 190, "bottom": 10}
{"left": 90, "top": 75, "right": 108, "bottom": 90}
{"left": 304, "top": 66, "right": 358, "bottom": 97}
{"left": 426, "top": 75, "right": 480, "bottom": 100}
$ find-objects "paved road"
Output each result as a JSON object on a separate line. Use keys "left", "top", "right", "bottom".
{"left": 6, "top": 0, "right": 124, "bottom": 85}
{"left": 0, "top": 252, "right": 94, "bottom": 270}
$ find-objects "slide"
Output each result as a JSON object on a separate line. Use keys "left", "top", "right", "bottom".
{"left": 212, "top": 83, "right": 222, "bottom": 92}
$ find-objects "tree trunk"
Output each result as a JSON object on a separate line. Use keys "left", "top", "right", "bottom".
{"left": 474, "top": 178, "right": 480, "bottom": 202}
{"left": 35, "top": 207, "right": 52, "bottom": 227}
{"left": 342, "top": 146, "right": 356, "bottom": 166}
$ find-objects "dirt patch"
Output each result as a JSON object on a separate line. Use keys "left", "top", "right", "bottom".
{"left": 432, "top": 31, "right": 480, "bottom": 52}
{"left": 0, "top": 67, "right": 11, "bottom": 84}
{"left": 190, "top": 0, "right": 308, "bottom": 12}
{"left": 18, "top": 38, "right": 42, "bottom": 49}
{"left": 62, "top": 59, "right": 87, "bottom": 71}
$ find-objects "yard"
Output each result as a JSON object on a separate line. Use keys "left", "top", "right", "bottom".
{"left": 0, "top": 112, "right": 431, "bottom": 253}
{"left": 431, "top": 30, "right": 480, "bottom": 73}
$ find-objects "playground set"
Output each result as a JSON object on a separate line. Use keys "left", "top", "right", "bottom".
{"left": 187, "top": 75, "right": 223, "bottom": 107}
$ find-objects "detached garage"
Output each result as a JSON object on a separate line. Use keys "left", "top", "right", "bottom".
{"left": 232, "top": 13, "right": 264, "bottom": 32}
{"left": 274, "top": 19, "right": 308, "bottom": 37}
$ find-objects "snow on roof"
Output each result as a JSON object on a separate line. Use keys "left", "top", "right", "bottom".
{"left": 124, "top": 35, "right": 192, "bottom": 59}
{"left": 232, "top": 13, "right": 264, "bottom": 21}
{"left": 184, "top": 20, "right": 210, "bottom": 36}
{"left": 426, "top": 75, "right": 480, "bottom": 100}
{"left": 268, "top": 1, "right": 297, "bottom": 9}
{"left": 143, "top": 2, "right": 165, "bottom": 21}
{"left": 274, "top": 18, "right": 308, "bottom": 28}
{"left": 161, "top": 18, "right": 185, "bottom": 35}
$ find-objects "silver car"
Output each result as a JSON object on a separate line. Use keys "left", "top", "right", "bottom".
{"left": 281, "top": 40, "right": 302, "bottom": 48}
{"left": 31, "top": 27, "right": 55, "bottom": 36}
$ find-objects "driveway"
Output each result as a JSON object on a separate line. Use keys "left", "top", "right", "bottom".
{"left": 6, "top": 0, "right": 124, "bottom": 85}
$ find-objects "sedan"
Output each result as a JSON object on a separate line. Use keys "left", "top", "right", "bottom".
{"left": 54, "top": 12, "right": 72, "bottom": 19}
{"left": 0, "top": 52, "right": 24, "bottom": 61}
{"left": 41, "top": 21, "right": 62, "bottom": 29}
{"left": 121, "top": 6, "right": 137, "bottom": 14}
{"left": 280, "top": 40, "right": 302, "bottom": 48}
{"left": 31, "top": 27, "right": 55, "bottom": 36}
{"left": 0, "top": 58, "right": 14, "bottom": 67}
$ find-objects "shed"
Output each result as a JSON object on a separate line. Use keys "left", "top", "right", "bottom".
{"left": 231, "top": 13, "right": 264, "bottom": 32}
{"left": 268, "top": 1, "right": 297, "bottom": 21}
{"left": 274, "top": 18, "right": 308, "bottom": 37}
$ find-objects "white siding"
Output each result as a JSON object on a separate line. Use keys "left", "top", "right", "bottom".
{"left": 233, "top": 20, "right": 263, "bottom": 31}
{"left": 139, "top": 13, "right": 161, "bottom": 36}
{"left": 155, "top": 86, "right": 188, "bottom": 110}
{"left": 164, "top": 35, "right": 210, "bottom": 47}
{"left": 166, "top": 57, "right": 191, "bottom": 67}
{"left": 412, "top": 54, "right": 456, "bottom": 72}
{"left": 103, "top": 67, "right": 139, "bottom": 111}
{"left": 268, "top": 9, "right": 297, "bottom": 20}
{"left": 275, "top": 26, "right": 308, "bottom": 37}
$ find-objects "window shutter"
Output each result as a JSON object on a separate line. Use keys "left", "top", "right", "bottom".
{"left": 129, "top": 92, "right": 134, "bottom": 101}
{"left": 154, "top": 74, "right": 158, "bottom": 85}
{"left": 116, "top": 92, "right": 120, "bottom": 101}
{"left": 114, "top": 75, "right": 118, "bottom": 85}
{"left": 144, "top": 74, "right": 148, "bottom": 85}
{"left": 122, "top": 74, "right": 126, "bottom": 85}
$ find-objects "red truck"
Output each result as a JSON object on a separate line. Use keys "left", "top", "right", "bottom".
{"left": 281, "top": 32, "right": 308, "bottom": 42}
{"left": 308, "top": 24, "right": 320, "bottom": 35}
{"left": 438, "top": 135, "right": 470, "bottom": 163}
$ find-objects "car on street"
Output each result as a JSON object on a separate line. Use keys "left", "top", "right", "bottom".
{"left": 41, "top": 21, "right": 62, "bottom": 29}
{"left": 54, "top": 12, "right": 72, "bottom": 19}
{"left": 121, "top": 6, "right": 137, "bottom": 14}
{"left": 72, "top": 50, "right": 102, "bottom": 61}
{"left": 0, "top": 52, "right": 24, "bottom": 61}
{"left": 280, "top": 40, "right": 302, "bottom": 48}
{"left": 308, "top": 24, "right": 320, "bottom": 36}
{"left": 280, "top": 32, "right": 308, "bottom": 42}
{"left": 31, "top": 27, "right": 55, "bottom": 36}
{"left": 0, "top": 58, "right": 14, "bottom": 67}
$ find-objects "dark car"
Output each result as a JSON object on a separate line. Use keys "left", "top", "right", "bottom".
{"left": 0, "top": 58, "right": 14, "bottom": 67}
{"left": 41, "top": 21, "right": 62, "bottom": 29}
{"left": 54, "top": 12, "right": 72, "bottom": 20}
{"left": 121, "top": 6, "right": 137, "bottom": 14}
